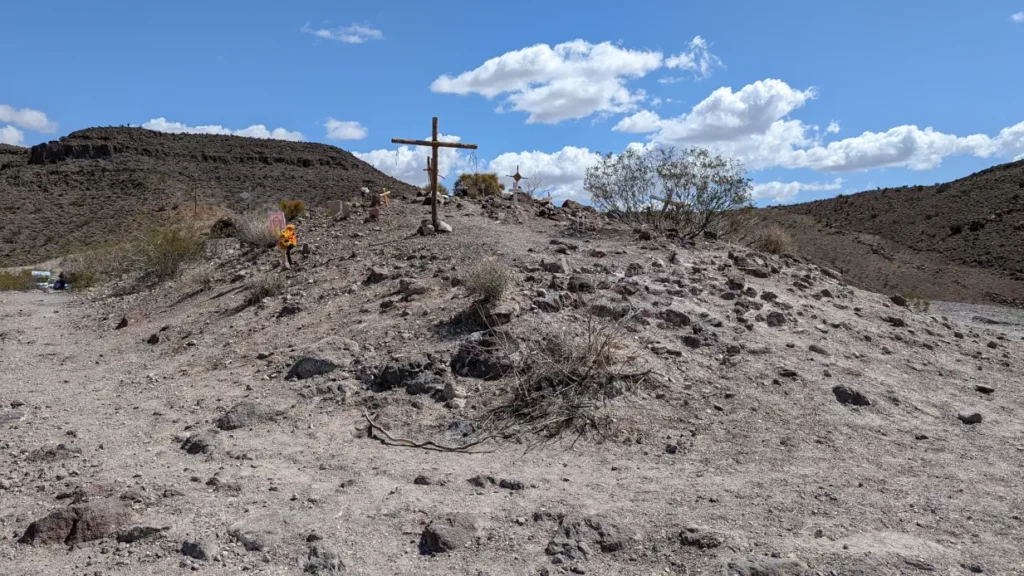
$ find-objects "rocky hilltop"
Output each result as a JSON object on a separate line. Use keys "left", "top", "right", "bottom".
{"left": 0, "top": 127, "right": 418, "bottom": 266}
{"left": 1, "top": 194, "right": 1021, "bottom": 574}
{"left": 759, "top": 160, "right": 1024, "bottom": 305}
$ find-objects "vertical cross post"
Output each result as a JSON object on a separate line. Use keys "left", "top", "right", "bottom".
{"left": 392, "top": 117, "right": 478, "bottom": 230}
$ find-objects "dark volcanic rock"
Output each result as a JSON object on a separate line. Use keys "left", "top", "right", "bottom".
{"left": 419, "top": 513, "right": 482, "bottom": 554}
{"left": 305, "top": 541, "right": 344, "bottom": 574}
{"left": 180, "top": 431, "right": 219, "bottom": 455}
{"left": 832, "top": 385, "right": 871, "bottom": 406}
{"left": 20, "top": 499, "right": 132, "bottom": 545}
{"left": 117, "top": 525, "right": 168, "bottom": 543}
{"left": 181, "top": 539, "right": 215, "bottom": 561}
{"left": 451, "top": 332, "right": 514, "bottom": 380}
{"left": 286, "top": 357, "right": 341, "bottom": 380}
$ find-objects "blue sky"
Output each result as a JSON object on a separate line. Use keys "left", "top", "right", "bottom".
{"left": 2, "top": 1, "right": 1023, "bottom": 204}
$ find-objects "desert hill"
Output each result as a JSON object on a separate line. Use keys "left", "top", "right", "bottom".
{"left": 1, "top": 192, "right": 1022, "bottom": 574}
{"left": 0, "top": 127, "right": 419, "bottom": 266}
{"left": 760, "top": 160, "right": 1024, "bottom": 306}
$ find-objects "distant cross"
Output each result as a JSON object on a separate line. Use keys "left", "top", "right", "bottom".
{"left": 392, "top": 117, "right": 478, "bottom": 228}
{"left": 380, "top": 188, "right": 391, "bottom": 207}
{"left": 423, "top": 157, "right": 446, "bottom": 181}
{"left": 506, "top": 165, "right": 526, "bottom": 191}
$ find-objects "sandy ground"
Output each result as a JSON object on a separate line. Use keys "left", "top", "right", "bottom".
{"left": 2, "top": 201, "right": 1024, "bottom": 575}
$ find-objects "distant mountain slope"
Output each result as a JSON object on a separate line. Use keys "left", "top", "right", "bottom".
{"left": 0, "top": 127, "right": 419, "bottom": 266}
{"left": 759, "top": 159, "right": 1024, "bottom": 305}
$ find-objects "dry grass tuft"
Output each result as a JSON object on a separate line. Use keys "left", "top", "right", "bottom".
{"left": 750, "top": 223, "right": 794, "bottom": 255}
{"left": 279, "top": 199, "right": 306, "bottom": 220}
{"left": 465, "top": 260, "right": 513, "bottom": 302}
{"left": 0, "top": 270, "right": 34, "bottom": 291}
{"left": 234, "top": 211, "right": 278, "bottom": 248}
{"left": 245, "top": 272, "right": 286, "bottom": 306}
{"left": 486, "top": 316, "right": 647, "bottom": 443}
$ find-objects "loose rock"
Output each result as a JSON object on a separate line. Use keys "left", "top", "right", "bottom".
{"left": 832, "top": 385, "right": 871, "bottom": 406}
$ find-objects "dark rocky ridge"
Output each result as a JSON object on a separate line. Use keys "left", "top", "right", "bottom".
{"left": 758, "top": 159, "right": 1024, "bottom": 305}
{"left": 0, "top": 127, "right": 419, "bottom": 265}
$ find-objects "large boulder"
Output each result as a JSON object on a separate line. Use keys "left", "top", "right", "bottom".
{"left": 216, "top": 401, "right": 279, "bottom": 431}
{"left": 20, "top": 499, "right": 132, "bottom": 545}
{"left": 286, "top": 357, "right": 341, "bottom": 380}
{"left": 419, "top": 513, "right": 482, "bottom": 554}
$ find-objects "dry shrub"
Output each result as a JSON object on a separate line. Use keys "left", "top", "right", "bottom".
{"left": 455, "top": 173, "right": 505, "bottom": 198}
{"left": 60, "top": 244, "right": 129, "bottom": 288}
{"left": 750, "top": 224, "right": 793, "bottom": 255}
{"left": 465, "top": 260, "right": 512, "bottom": 302}
{"left": 903, "top": 291, "right": 931, "bottom": 313}
{"left": 279, "top": 199, "right": 306, "bottom": 220}
{"left": 487, "top": 316, "right": 647, "bottom": 442}
{"left": 245, "top": 272, "right": 285, "bottom": 306}
{"left": 0, "top": 270, "right": 33, "bottom": 291}
{"left": 129, "top": 224, "right": 205, "bottom": 283}
{"left": 234, "top": 211, "right": 278, "bottom": 248}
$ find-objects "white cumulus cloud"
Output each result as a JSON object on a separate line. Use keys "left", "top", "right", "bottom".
{"left": 0, "top": 104, "right": 58, "bottom": 133}
{"left": 0, "top": 125, "right": 25, "bottom": 146}
{"left": 623, "top": 78, "right": 1024, "bottom": 173}
{"left": 430, "top": 40, "right": 665, "bottom": 124}
{"left": 301, "top": 23, "right": 383, "bottom": 44}
{"left": 488, "top": 147, "right": 604, "bottom": 199}
{"left": 353, "top": 134, "right": 476, "bottom": 186}
{"left": 142, "top": 117, "right": 305, "bottom": 141}
{"left": 613, "top": 110, "right": 663, "bottom": 133}
{"left": 325, "top": 118, "right": 367, "bottom": 140}
{"left": 664, "top": 36, "right": 723, "bottom": 80}
{"left": 1011, "top": 12, "right": 1024, "bottom": 23}
{"left": 752, "top": 178, "right": 843, "bottom": 203}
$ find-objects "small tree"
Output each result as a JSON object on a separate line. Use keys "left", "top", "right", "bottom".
{"left": 522, "top": 176, "right": 548, "bottom": 200}
{"left": 657, "top": 147, "right": 753, "bottom": 238}
{"left": 584, "top": 147, "right": 657, "bottom": 219}
{"left": 584, "top": 146, "right": 752, "bottom": 238}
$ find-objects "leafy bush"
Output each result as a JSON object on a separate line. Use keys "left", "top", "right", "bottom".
{"left": 454, "top": 173, "right": 505, "bottom": 198}
{"left": 234, "top": 211, "right": 278, "bottom": 248}
{"left": 465, "top": 260, "right": 512, "bottom": 302}
{"left": 279, "top": 199, "right": 306, "bottom": 220}
{"left": 585, "top": 146, "right": 752, "bottom": 238}
{"left": 750, "top": 224, "right": 793, "bottom": 255}
{"left": 903, "top": 291, "right": 931, "bottom": 313}
{"left": 245, "top": 272, "right": 286, "bottom": 305}
{"left": 131, "top": 224, "right": 205, "bottom": 283}
{"left": 0, "top": 270, "right": 33, "bottom": 291}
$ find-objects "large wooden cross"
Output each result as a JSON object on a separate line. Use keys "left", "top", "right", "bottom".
{"left": 392, "top": 117, "right": 478, "bottom": 228}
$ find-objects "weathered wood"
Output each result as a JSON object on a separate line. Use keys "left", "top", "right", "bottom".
{"left": 390, "top": 138, "right": 479, "bottom": 150}
{"left": 391, "top": 117, "right": 478, "bottom": 229}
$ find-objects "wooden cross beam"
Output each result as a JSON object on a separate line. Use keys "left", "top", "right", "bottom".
{"left": 392, "top": 117, "right": 477, "bottom": 228}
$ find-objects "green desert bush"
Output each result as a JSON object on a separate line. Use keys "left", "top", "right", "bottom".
{"left": 279, "top": 199, "right": 306, "bottom": 220}
{"left": 455, "top": 173, "right": 505, "bottom": 198}
{"left": 130, "top": 224, "right": 205, "bottom": 283}
{"left": 0, "top": 270, "right": 34, "bottom": 291}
